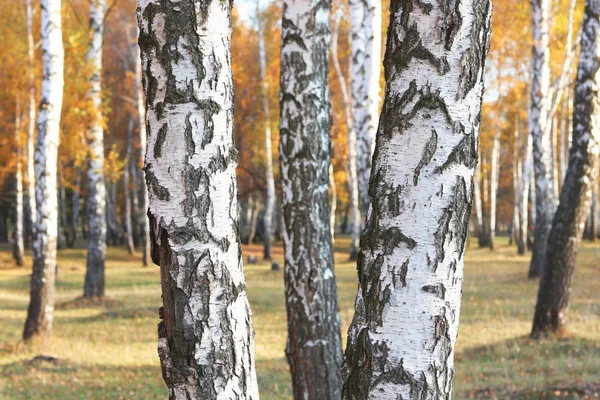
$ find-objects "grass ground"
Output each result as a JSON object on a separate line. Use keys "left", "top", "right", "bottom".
{"left": 0, "top": 236, "right": 598, "bottom": 399}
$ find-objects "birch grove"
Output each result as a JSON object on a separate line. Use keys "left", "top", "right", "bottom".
{"left": 137, "top": 0, "right": 259, "bottom": 397}
{"left": 342, "top": 1, "right": 492, "bottom": 398}
{"left": 23, "top": 0, "right": 64, "bottom": 340}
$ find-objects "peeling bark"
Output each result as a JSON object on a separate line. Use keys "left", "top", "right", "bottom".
{"left": 84, "top": 0, "right": 108, "bottom": 298}
{"left": 279, "top": 0, "right": 343, "bottom": 397}
{"left": 137, "top": 1, "right": 259, "bottom": 397}
{"left": 23, "top": 0, "right": 64, "bottom": 340}
{"left": 532, "top": 0, "right": 600, "bottom": 336}
{"left": 342, "top": 0, "right": 491, "bottom": 398}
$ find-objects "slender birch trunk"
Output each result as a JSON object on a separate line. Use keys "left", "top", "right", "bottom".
{"left": 560, "top": 87, "right": 570, "bottom": 183}
{"left": 135, "top": 33, "right": 150, "bottom": 267}
{"left": 129, "top": 155, "right": 140, "bottom": 247}
{"left": 529, "top": 0, "right": 553, "bottom": 279}
{"left": 350, "top": 0, "right": 381, "bottom": 220}
{"left": 257, "top": 8, "right": 275, "bottom": 261}
{"left": 512, "top": 121, "right": 522, "bottom": 248}
{"left": 26, "top": 0, "right": 37, "bottom": 244}
{"left": 23, "top": 0, "right": 64, "bottom": 341}
{"left": 473, "top": 155, "right": 486, "bottom": 247}
{"left": 138, "top": 1, "right": 259, "bottom": 397}
{"left": 532, "top": 0, "right": 600, "bottom": 336}
{"left": 342, "top": 1, "right": 492, "bottom": 398}
{"left": 84, "top": 0, "right": 107, "bottom": 297}
{"left": 57, "top": 166, "right": 68, "bottom": 249}
{"left": 333, "top": 11, "right": 361, "bottom": 260}
{"left": 329, "top": 163, "right": 337, "bottom": 240}
{"left": 70, "top": 167, "right": 81, "bottom": 246}
{"left": 590, "top": 180, "right": 599, "bottom": 241}
{"left": 279, "top": 0, "right": 343, "bottom": 396}
{"left": 550, "top": 115, "right": 560, "bottom": 209}
{"left": 123, "top": 117, "right": 135, "bottom": 255}
{"left": 489, "top": 131, "right": 500, "bottom": 250}
{"left": 14, "top": 106, "right": 25, "bottom": 267}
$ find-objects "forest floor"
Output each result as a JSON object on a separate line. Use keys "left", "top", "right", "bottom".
{"left": 0, "top": 236, "right": 599, "bottom": 399}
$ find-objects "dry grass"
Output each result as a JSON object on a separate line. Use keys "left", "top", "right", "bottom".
{"left": 0, "top": 236, "right": 598, "bottom": 399}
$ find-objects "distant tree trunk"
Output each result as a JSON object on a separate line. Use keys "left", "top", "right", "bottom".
{"left": 23, "top": 0, "right": 64, "bottom": 341}
{"left": 57, "top": 165, "right": 68, "bottom": 249}
{"left": 489, "top": 131, "right": 500, "bottom": 250}
{"left": 135, "top": 29, "right": 150, "bottom": 267}
{"left": 329, "top": 163, "right": 337, "bottom": 240}
{"left": 332, "top": 12, "right": 361, "bottom": 260}
{"left": 84, "top": 0, "right": 107, "bottom": 298}
{"left": 482, "top": 162, "right": 490, "bottom": 244}
{"left": 69, "top": 167, "right": 82, "bottom": 247}
{"left": 248, "top": 195, "right": 258, "bottom": 244}
{"left": 342, "top": 1, "right": 492, "bottom": 397}
{"left": 590, "top": 180, "right": 598, "bottom": 241}
{"left": 123, "top": 117, "right": 135, "bottom": 255}
{"left": 257, "top": 8, "right": 275, "bottom": 261}
{"left": 529, "top": 0, "right": 553, "bottom": 279}
{"left": 13, "top": 108, "right": 25, "bottom": 267}
{"left": 512, "top": 122, "right": 522, "bottom": 248}
{"left": 519, "top": 131, "right": 533, "bottom": 254}
{"left": 532, "top": 0, "right": 600, "bottom": 336}
{"left": 129, "top": 156, "right": 140, "bottom": 247}
{"left": 26, "top": 0, "right": 37, "bottom": 246}
{"left": 550, "top": 115, "right": 560, "bottom": 208}
{"left": 350, "top": 0, "right": 381, "bottom": 220}
{"left": 138, "top": 1, "right": 260, "bottom": 397}
{"left": 560, "top": 87, "right": 572, "bottom": 183}
{"left": 474, "top": 156, "right": 486, "bottom": 246}
{"left": 279, "top": 0, "right": 343, "bottom": 396}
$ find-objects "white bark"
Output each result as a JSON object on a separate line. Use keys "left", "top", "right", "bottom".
{"left": 350, "top": 0, "right": 381, "bottom": 220}
{"left": 342, "top": 1, "right": 492, "bottom": 398}
{"left": 26, "top": 0, "right": 37, "bottom": 238}
{"left": 138, "top": 1, "right": 259, "bottom": 398}
{"left": 14, "top": 105, "right": 25, "bottom": 267}
{"left": 257, "top": 7, "right": 275, "bottom": 261}
{"left": 24, "top": 0, "right": 64, "bottom": 340}
{"left": 84, "top": 0, "right": 107, "bottom": 297}
{"left": 518, "top": 131, "right": 532, "bottom": 254}
{"left": 124, "top": 117, "right": 135, "bottom": 255}
{"left": 333, "top": 11, "right": 361, "bottom": 259}
{"left": 474, "top": 154, "right": 486, "bottom": 246}
{"left": 489, "top": 131, "right": 500, "bottom": 249}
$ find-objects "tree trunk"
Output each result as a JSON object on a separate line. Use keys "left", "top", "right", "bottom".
{"left": 329, "top": 163, "right": 337, "bottom": 241}
{"left": 138, "top": 1, "right": 260, "bottom": 398}
{"left": 57, "top": 165, "right": 68, "bottom": 250}
{"left": 257, "top": 8, "right": 275, "bottom": 261}
{"left": 26, "top": 0, "right": 37, "bottom": 247}
{"left": 489, "top": 131, "right": 500, "bottom": 250}
{"left": 342, "top": 1, "right": 492, "bottom": 398}
{"left": 529, "top": 0, "right": 553, "bottom": 279}
{"left": 590, "top": 179, "right": 598, "bottom": 241}
{"left": 550, "top": 115, "right": 560, "bottom": 209}
{"left": 248, "top": 195, "right": 258, "bottom": 244}
{"left": 14, "top": 108, "right": 25, "bottom": 267}
{"left": 474, "top": 155, "right": 486, "bottom": 247}
{"left": 135, "top": 28, "right": 150, "bottom": 267}
{"left": 332, "top": 12, "right": 361, "bottom": 261}
{"left": 123, "top": 117, "right": 135, "bottom": 255}
{"left": 279, "top": 0, "right": 343, "bottom": 397}
{"left": 23, "top": 0, "right": 64, "bottom": 341}
{"left": 512, "top": 122, "right": 522, "bottom": 248}
{"left": 129, "top": 155, "right": 140, "bottom": 247}
{"left": 69, "top": 167, "right": 82, "bottom": 247}
{"left": 350, "top": 0, "right": 381, "bottom": 220}
{"left": 519, "top": 131, "right": 533, "bottom": 254}
{"left": 532, "top": 0, "right": 600, "bottom": 336}
{"left": 84, "top": 0, "right": 107, "bottom": 298}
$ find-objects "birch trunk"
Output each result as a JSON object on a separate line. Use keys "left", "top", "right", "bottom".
{"left": 529, "top": 0, "right": 553, "bottom": 279}
{"left": 124, "top": 117, "right": 135, "bottom": 255}
{"left": 135, "top": 27, "right": 150, "bottom": 266}
{"left": 279, "top": 0, "right": 343, "bottom": 396}
{"left": 26, "top": 0, "right": 37, "bottom": 243}
{"left": 248, "top": 195, "right": 258, "bottom": 244}
{"left": 57, "top": 166, "right": 68, "bottom": 249}
{"left": 350, "top": 0, "right": 381, "bottom": 220}
{"left": 14, "top": 109, "right": 25, "bottom": 267}
{"left": 333, "top": 12, "right": 361, "bottom": 260}
{"left": 473, "top": 155, "right": 486, "bottom": 247}
{"left": 84, "top": 0, "right": 107, "bottom": 298}
{"left": 532, "top": 0, "right": 600, "bottom": 336}
{"left": 590, "top": 180, "right": 598, "bottom": 241}
{"left": 138, "top": 1, "right": 259, "bottom": 397}
{"left": 257, "top": 9, "right": 275, "bottom": 261}
{"left": 560, "top": 87, "right": 571, "bottom": 183}
{"left": 70, "top": 167, "right": 82, "bottom": 246}
{"left": 550, "top": 115, "right": 560, "bottom": 209}
{"left": 129, "top": 155, "right": 140, "bottom": 247}
{"left": 489, "top": 131, "right": 500, "bottom": 250}
{"left": 512, "top": 123, "right": 522, "bottom": 248}
{"left": 342, "top": 1, "right": 491, "bottom": 398}
{"left": 23, "top": 0, "right": 64, "bottom": 340}
{"left": 329, "top": 163, "right": 337, "bottom": 240}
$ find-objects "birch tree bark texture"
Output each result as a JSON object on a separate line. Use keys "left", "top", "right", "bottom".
{"left": 279, "top": 0, "right": 343, "bottom": 397}
{"left": 23, "top": 0, "right": 64, "bottom": 340}
{"left": 350, "top": 0, "right": 381, "bottom": 220}
{"left": 84, "top": 0, "right": 108, "bottom": 298}
{"left": 528, "top": 0, "right": 553, "bottom": 279}
{"left": 137, "top": 1, "right": 259, "bottom": 398}
{"left": 532, "top": 0, "right": 600, "bottom": 337}
{"left": 342, "top": 1, "right": 492, "bottom": 398}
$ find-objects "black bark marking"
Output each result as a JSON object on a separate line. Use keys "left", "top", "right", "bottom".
{"left": 434, "top": 131, "right": 476, "bottom": 174}
{"left": 154, "top": 123, "right": 168, "bottom": 158}
{"left": 441, "top": 1, "right": 463, "bottom": 51}
{"left": 422, "top": 283, "right": 446, "bottom": 300}
{"left": 395, "top": 259, "right": 409, "bottom": 288}
{"left": 432, "top": 206, "right": 452, "bottom": 272}
{"left": 414, "top": 130, "right": 438, "bottom": 185}
{"left": 144, "top": 165, "right": 170, "bottom": 201}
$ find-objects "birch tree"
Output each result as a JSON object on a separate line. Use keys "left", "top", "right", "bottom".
{"left": 473, "top": 155, "right": 486, "bottom": 246}
{"left": 532, "top": 0, "right": 600, "bottom": 336}
{"left": 26, "top": 0, "right": 36, "bottom": 242}
{"left": 14, "top": 105, "right": 25, "bottom": 267}
{"left": 332, "top": 10, "right": 361, "bottom": 260}
{"left": 279, "top": 0, "right": 343, "bottom": 396}
{"left": 489, "top": 131, "right": 500, "bottom": 250}
{"left": 257, "top": 6, "right": 275, "bottom": 261}
{"left": 342, "top": 1, "right": 491, "bottom": 398}
{"left": 528, "top": 0, "right": 553, "bottom": 278}
{"left": 137, "top": 1, "right": 259, "bottom": 397}
{"left": 23, "top": 0, "right": 64, "bottom": 340}
{"left": 349, "top": 0, "right": 381, "bottom": 219}
{"left": 123, "top": 117, "right": 135, "bottom": 255}
{"left": 84, "top": 0, "right": 107, "bottom": 298}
